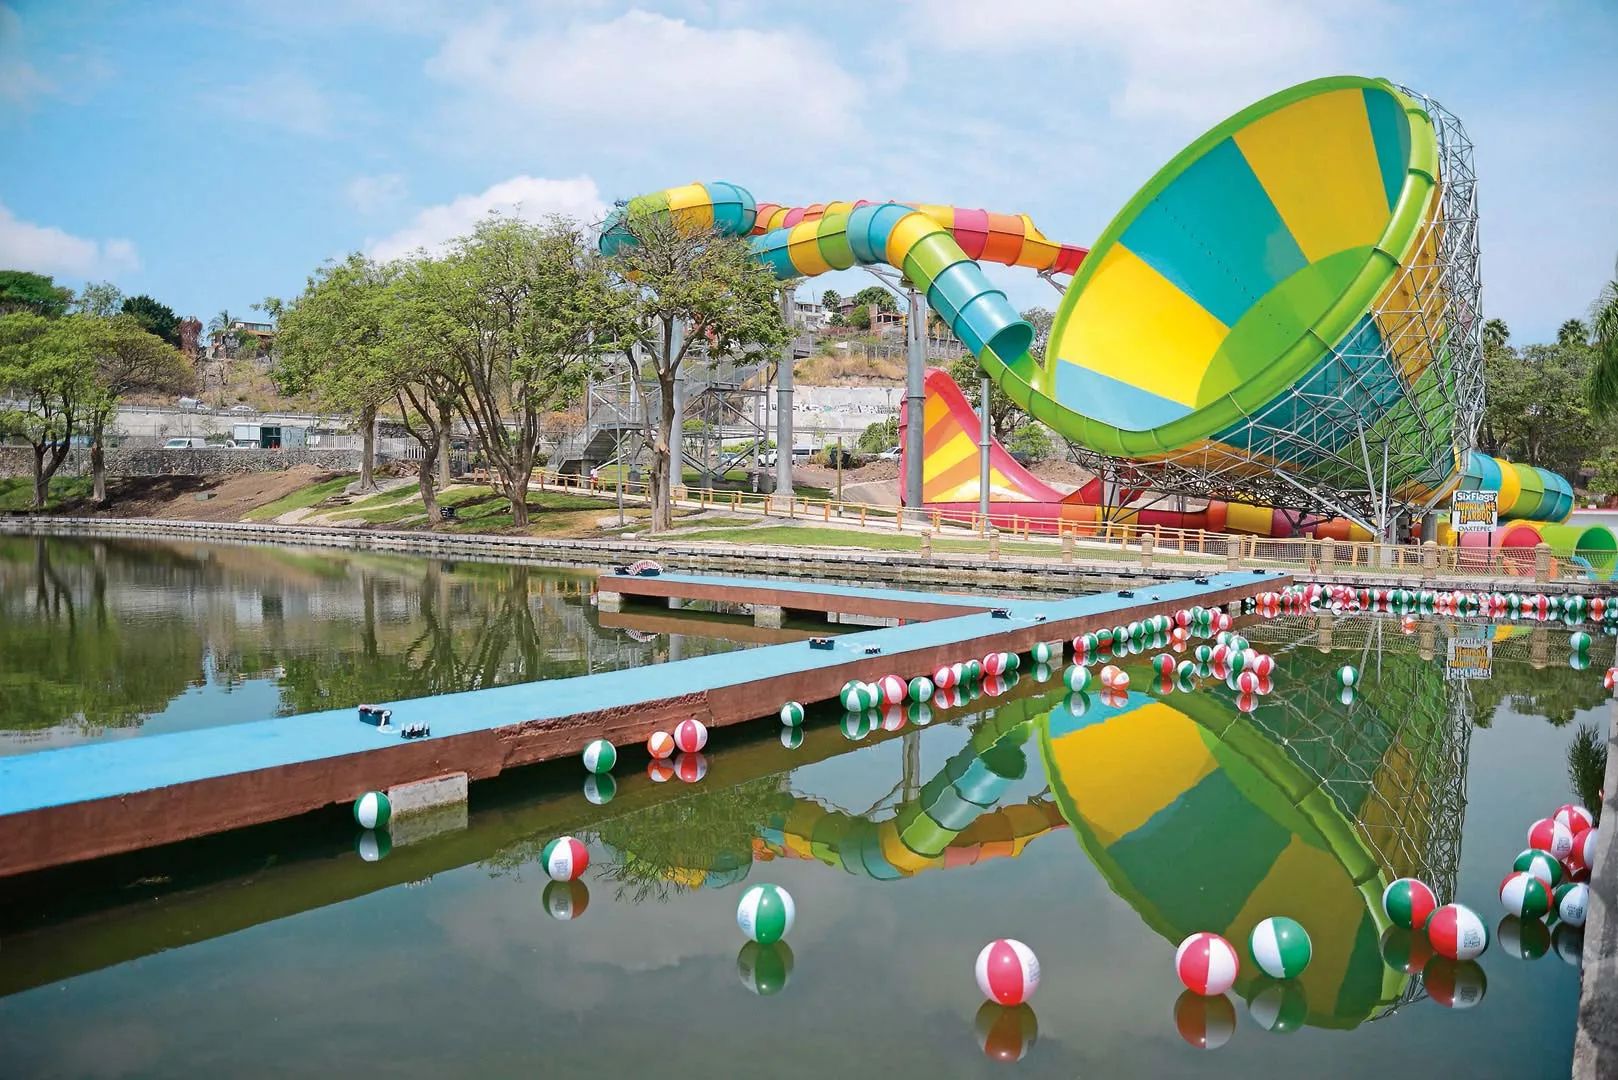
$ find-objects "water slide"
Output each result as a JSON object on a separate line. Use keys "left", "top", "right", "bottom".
{"left": 603, "top": 76, "right": 1572, "bottom": 543}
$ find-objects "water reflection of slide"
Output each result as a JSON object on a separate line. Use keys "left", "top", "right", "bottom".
{"left": 1037, "top": 681, "right": 1458, "bottom": 1029}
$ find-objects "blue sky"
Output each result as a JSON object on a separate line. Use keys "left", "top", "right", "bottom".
{"left": 1, "top": 0, "right": 1613, "bottom": 344}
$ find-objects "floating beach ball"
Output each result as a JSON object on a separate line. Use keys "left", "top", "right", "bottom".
{"left": 647, "top": 758, "right": 675, "bottom": 783}
{"left": 583, "top": 773, "right": 616, "bottom": 805}
{"left": 840, "top": 680, "right": 872, "bottom": 711}
{"left": 1572, "top": 631, "right": 1593, "bottom": 652}
{"left": 1606, "top": 667, "right": 1618, "bottom": 691}
{"left": 933, "top": 664, "right": 957, "bottom": 689}
{"left": 353, "top": 791, "right": 391, "bottom": 830}
{"left": 1499, "top": 871, "right": 1551, "bottom": 919}
{"left": 1251, "top": 653, "right": 1275, "bottom": 678}
{"left": 1423, "top": 957, "right": 1487, "bottom": 1009}
{"left": 1175, "top": 932, "right": 1239, "bottom": 996}
{"left": 1515, "top": 847, "right": 1564, "bottom": 888}
{"left": 1063, "top": 666, "right": 1090, "bottom": 692}
{"left": 738, "top": 940, "right": 794, "bottom": 997}
{"left": 736, "top": 883, "right": 795, "bottom": 944}
{"left": 356, "top": 829, "right": 390, "bottom": 862}
{"left": 674, "top": 752, "right": 708, "bottom": 783}
{"left": 780, "top": 726, "right": 804, "bottom": 750}
{"left": 1575, "top": 827, "right": 1600, "bottom": 872}
{"left": 673, "top": 718, "right": 708, "bottom": 753}
{"left": 1555, "top": 804, "right": 1595, "bottom": 834}
{"left": 647, "top": 730, "right": 675, "bottom": 760}
{"left": 582, "top": 738, "right": 617, "bottom": 774}
{"left": 1336, "top": 665, "right": 1360, "bottom": 688}
{"left": 1553, "top": 922, "right": 1585, "bottom": 967}
{"left": 1032, "top": 641, "right": 1053, "bottom": 665}
{"left": 1553, "top": 882, "right": 1590, "bottom": 927}
{"left": 1426, "top": 903, "right": 1489, "bottom": 961}
{"left": 1401, "top": 615, "right": 1417, "bottom": 634}
{"left": 976, "top": 1002, "right": 1039, "bottom": 1062}
{"left": 1378, "top": 927, "right": 1433, "bottom": 975}
{"left": 543, "top": 879, "right": 589, "bottom": 921}
{"left": 873, "top": 674, "right": 905, "bottom": 706}
{"left": 1382, "top": 878, "right": 1437, "bottom": 931}
{"left": 541, "top": 835, "right": 589, "bottom": 881}
{"left": 1174, "top": 990, "right": 1236, "bottom": 1050}
{"left": 1152, "top": 654, "right": 1175, "bottom": 677}
{"left": 1193, "top": 644, "right": 1213, "bottom": 665}
{"left": 975, "top": 939, "right": 1041, "bottom": 1005}
{"left": 1236, "top": 671, "right": 1260, "bottom": 694}
{"left": 779, "top": 701, "right": 805, "bottom": 726}
{"left": 1246, "top": 977, "right": 1307, "bottom": 1034}
{"left": 1528, "top": 817, "right": 1576, "bottom": 860}
{"left": 909, "top": 676, "right": 934, "bottom": 703}
{"left": 1497, "top": 915, "right": 1551, "bottom": 961}
{"left": 1249, "top": 917, "right": 1312, "bottom": 979}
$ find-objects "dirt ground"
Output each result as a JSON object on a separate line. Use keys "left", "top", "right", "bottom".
{"left": 68, "top": 465, "right": 341, "bottom": 521}
{"left": 794, "top": 460, "right": 899, "bottom": 489}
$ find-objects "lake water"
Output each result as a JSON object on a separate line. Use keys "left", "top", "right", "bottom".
{"left": 0, "top": 538, "right": 1606, "bottom": 1077}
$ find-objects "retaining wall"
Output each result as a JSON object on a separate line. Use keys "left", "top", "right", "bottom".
{"left": 0, "top": 447, "right": 364, "bottom": 479}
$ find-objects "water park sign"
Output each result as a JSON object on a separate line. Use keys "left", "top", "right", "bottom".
{"left": 1446, "top": 628, "right": 1493, "bottom": 680}
{"left": 1450, "top": 490, "right": 1498, "bottom": 533}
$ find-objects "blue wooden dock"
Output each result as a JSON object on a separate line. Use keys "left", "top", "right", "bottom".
{"left": 0, "top": 569, "right": 1286, "bottom": 877}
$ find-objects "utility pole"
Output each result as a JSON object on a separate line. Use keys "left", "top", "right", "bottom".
{"left": 775, "top": 288, "right": 795, "bottom": 498}
{"left": 904, "top": 287, "right": 926, "bottom": 522}
{"left": 836, "top": 435, "right": 843, "bottom": 505}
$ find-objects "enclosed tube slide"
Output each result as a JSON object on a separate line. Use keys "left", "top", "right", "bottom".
{"left": 1457, "top": 451, "right": 1573, "bottom": 523}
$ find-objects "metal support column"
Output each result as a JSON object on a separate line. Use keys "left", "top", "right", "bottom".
{"left": 904, "top": 287, "right": 926, "bottom": 520}
{"left": 775, "top": 289, "right": 795, "bottom": 498}
{"left": 979, "top": 375, "right": 992, "bottom": 532}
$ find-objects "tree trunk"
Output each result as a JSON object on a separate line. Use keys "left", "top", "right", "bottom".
{"left": 360, "top": 405, "right": 377, "bottom": 490}
{"left": 437, "top": 402, "right": 452, "bottom": 489}
{"left": 31, "top": 445, "right": 47, "bottom": 510}
{"left": 651, "top": 372, "right": 677, "bottom": 533}
{"left": 91, "top": 419, "right": 108, "bottom": 505}
{"left": 418, "top": 428, "right": 441, "bottom": 526}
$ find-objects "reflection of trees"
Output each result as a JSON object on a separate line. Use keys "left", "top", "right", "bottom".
{"left": 1467, "top": 659, "right": 1611, "bottom": 728}
{"left": 0, "top": 538, "right": 204, "bottom": 733}
{"left": 1568, "top": 724, "right": 1606, "bottom": 820}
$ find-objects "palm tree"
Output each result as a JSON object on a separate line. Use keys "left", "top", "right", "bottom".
{"left": 1559, "top": 318, "right": 1590, "bottom": 346}
{"left": 1586, "top": 255, "right": 1618, "bottom": 416}
{"left": 1483, "top": 318, "right": 1510, "bottom": 352}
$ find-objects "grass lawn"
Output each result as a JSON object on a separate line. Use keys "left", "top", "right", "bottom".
{"left": 243, "top": 475, "right": 355, "bottom": 520}
{"left": 0, "top": 476, "right": 95, "bottom": 511}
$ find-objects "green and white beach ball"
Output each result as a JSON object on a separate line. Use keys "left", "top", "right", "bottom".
{"left": 541, "top": 835, "right": 589, "bottom": 882}
{"left": 780, "top": 700, "right": 805, "bottom": 726}
{"left": 1031, "top": 641, "right": 1053, "bottom": 664}
{"left": 353, "top": 791, "right": 391, "bottom": 830}
{"left": 737, "top": 883, "right": 796, "bottom": 944}
{"left": 1336, "top": 665, "right": 1360, "bottom": 688}
{"left": 909, "top": 676, "right": 934, "bottom": 703}
{"left": 1064, "top": 665, "right": 1091, "bottom": 692}
{"left": 1249, "top": 916, "right": 1312, "bottom": 979}
{"left": 582, "top": 738, "right": 617, "bottom": 775}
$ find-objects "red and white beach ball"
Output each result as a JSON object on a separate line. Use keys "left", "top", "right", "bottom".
{"left": 674, "top": 752, "right": 708, "bottom": 783}
{"left": 933, "top": 665, "right": 957, "bottom": 689}
{"left": 673, "top": 718, "right": 708, "bottom": 754}
{"left": 1236, "top": 671, "right": 1260, "bottom": 694}
{"left": 1555, "top": 805, "right": 1595, "bottom": 835}
{"left": 1381, "top": 877, "right": 1437, "bottom": 931}
{"left": 1528, "top": 818, "right": 1575, "bottom": 860}
{"left": 541, "top": 835, "right": 589, "bottom": 881}
{"left": 1175, "top": 932, "right": 1239, "bottom": 996}
{"left": 1426, "top": 903, "right": 1489, "bottom": 961}
{"left": 1099, "top": 664, "right": 1122, "bottom": 688}
{"left": 983, "top": 653, "right": 1008, "bottom": 676}
{"left": 876, "top": 674, "right": 908, "bottom": 706}
{"left": 1498, "top": 871, "right": 1551, "bottom": 919}
{"left": 1575, "top": 827, "right": 1600, "bottom": 872}
{"left": 647, "top": 731, "right": 675, "bottom": 760}
{"left": 975, "top": 939, "right": 1041, "bottom": 1005}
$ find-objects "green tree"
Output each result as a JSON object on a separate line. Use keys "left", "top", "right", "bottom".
{"left": 851, "top": 284, "right": 898, "bottom": 314}
{"left": 274, "top": 254, "right": 399, "bottom": 490}
{"left": 820, "top": 288, "right": 839, "bottom": 312}
{"left": 0, "top": 271, "right": 73, "bottom": 317}
{"left": 1483, "top": 318, "right": 1510, "bottom": 352}
{"left": 73, "top": 281, "right": 124, "bottom": 318}
{"left": 1007, "top": 423, "right": 1054, "bottom": 463}
{"left": 416, "top": 215, "right": 616, "bottom": 528}
{"left": 81, "top": 315, "right": 195, "bottom": 502}
{"left": 1559, "top": 319, "right": 1590, "bottom": 347}
{"left": 1021, "top": 306, "right": 1055, "bottom": 353}
{"left": 948, "top": 354, "right": 1029, "bottom": 439}
{"left": 604, "top": 210, "right": 787, "bottom": 532}
{"left": 847, "top": 303, "right": 871, "bottom": 330}
{"left": 386, "top": 261, "right": 469, "bottom": 524}
{"left": 857, "top": 415, "right": 898, "bottom": 453}
{"left": 119, "top": 294, "right": 181, "bottom": 348}
{"left": 1483, "top": 339, "right": 1605, "bottom": 477}
{"left": 1587, "top": 257, "right": 1618, "bottom": 417}
{"left": 0, "top": 314, "right": 97, "bottom": 507}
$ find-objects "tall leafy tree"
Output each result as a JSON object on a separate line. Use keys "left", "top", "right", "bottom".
{"left": 273, "top": 254, "right": 395, "bottom": 489}
{"left": 1587, "top": 256, "right": 1618, "bottom": 417}
{"left": 851, "top": 284, "right": 899, "bottom": 314}
{"left": 0, "top": 271, "right": 73, "bottom": 317}
{"left": 1559, "top": 318, "right": 1590, "bottom": 346}
{"left": 603, "top": 211, "right": 787, "bottom": 532}
{"left": 383, "top": 260, "right": 467, "bottom": 524}
{"left": 73, "top": 281, "right": 124, "bottom": 318}
{"left": 0, "top": 314, "right": 97, "bottom": 507}
{"left": 119, "top": 294, "right": 182, "bottom": 348}
{"left": 80, "top": 315, "right": 196, "bottom": 502}
{"left": 419, "top": 215, "right": 618, "bottom": 527}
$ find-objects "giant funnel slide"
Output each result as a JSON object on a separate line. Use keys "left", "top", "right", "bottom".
{"left": 604, "top": 76, "right": 1567, "bottom": 535}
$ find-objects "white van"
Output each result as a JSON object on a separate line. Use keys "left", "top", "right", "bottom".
{"left": 163, "top": 437, "right": 208, "bottom": 449}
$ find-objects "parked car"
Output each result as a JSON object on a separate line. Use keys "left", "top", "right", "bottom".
{"left": 229, "top": 404, "right": 257, "bottom": 414}
{"left": 176, "top": 397, "right": 207, "bottom": 411}
{"left": 163, "top": 437, "right": 208, "bottom": 449}
{"left": 876, "top": 446, "right": 902, "bottom": 462}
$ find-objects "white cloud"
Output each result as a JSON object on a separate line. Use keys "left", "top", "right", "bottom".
{"left": 367, "top": 174, "right": 608, "bottom": 261}
{"left": 347, "top": 173, "right": 408, "bottom": 214}
{"left": 0, "top": 201, "right": 140, "bottom": 276}
{"left": 914, "top": 0, "right": 1365, "bottom": 125}
{"left": 0, "top": 3, "right": 53, "bottom": 107}
{"left": 425, "top": 9, "right": 862, "bottom": 144}
{"left": 212, "top": 70, "right": 336, "bottom": 137}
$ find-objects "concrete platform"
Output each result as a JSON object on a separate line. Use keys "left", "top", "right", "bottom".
{"left": 0, "top": 569, "right": 1286, "bottom": 877}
